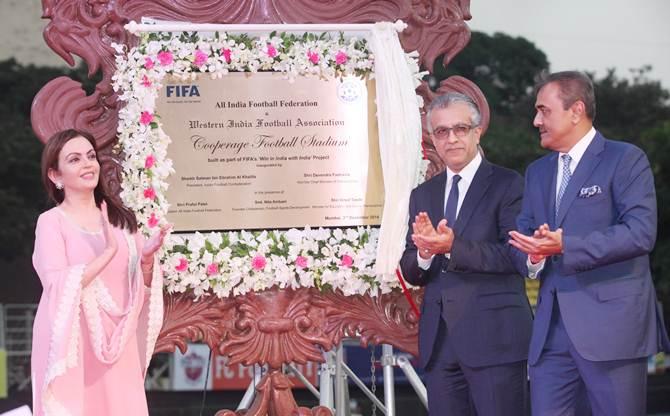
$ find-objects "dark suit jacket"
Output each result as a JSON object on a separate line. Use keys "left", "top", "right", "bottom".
{"left": 400, "top": 158, "right": 533, "bottom": 369}
{"left": 511, "top": 131, "right": 670, "bottom": 365}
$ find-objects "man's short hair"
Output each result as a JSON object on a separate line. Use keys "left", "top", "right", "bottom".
{"left": 535, "top": 71, "right": 596, "bottom": 120}
{"left": 426, "top": 92, "right": 481, "bottom": 133}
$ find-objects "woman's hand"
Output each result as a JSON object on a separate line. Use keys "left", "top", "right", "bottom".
{"left": 101, "top": 201, "right": 118, "bottom": 256}
{"left": 140, "top": 225, "right": 170, "bottom": 285}
{"left": 141, "top": 224, "right": 170, "bottom": 261}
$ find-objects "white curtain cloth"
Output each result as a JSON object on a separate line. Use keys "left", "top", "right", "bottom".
{"left": 369, "top": 22, "right": 423, "bottom": 284}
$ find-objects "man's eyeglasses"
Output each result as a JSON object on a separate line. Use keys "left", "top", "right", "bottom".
{"left": 431, "top": 124, "right": 478, "bottom": 140}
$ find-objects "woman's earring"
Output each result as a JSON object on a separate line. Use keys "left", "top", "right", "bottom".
{"left": 56, "top": 182, "right": 63, "bottom": 190}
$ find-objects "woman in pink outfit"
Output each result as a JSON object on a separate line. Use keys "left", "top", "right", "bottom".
{"left": 31, "top": 129, "right": 168, "bottom": 415}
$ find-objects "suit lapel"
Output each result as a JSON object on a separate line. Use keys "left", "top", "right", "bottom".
{"left": 453, "top": 160, "right": 493, "bottom": 235}
{"left": 556, "top": 133, "right": 605, "bottom": 227}
{"left": 429, "top": 171, "right": 447, "bottom": 227}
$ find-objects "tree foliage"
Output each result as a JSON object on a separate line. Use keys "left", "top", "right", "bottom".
{"left": 0, "top": 59, "right": 98, "bottom": 260}
{"left": 594, "top": 66, "right": 670, "bottom": 143}
{"left": 438, "top": 31, "right": 550, "bottom": 115}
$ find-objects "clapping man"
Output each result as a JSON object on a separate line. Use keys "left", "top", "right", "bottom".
{"left": 509, "top": 71, "right": 670, "bottom": 415}
{"left": 401, "top": 92, "right": 533, "bottom": 416}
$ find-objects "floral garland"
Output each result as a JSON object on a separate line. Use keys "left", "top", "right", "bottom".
{"left": 163, "top": 227, "right": 380, "bottom": 298}
{"left": 112, "top": 30, "right": 423, "bottom": 298}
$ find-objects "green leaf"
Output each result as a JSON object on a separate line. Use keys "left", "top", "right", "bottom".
{"left": 320, "top": 283, "right": 333, "bottom": 293}
{"left": 205, "top": 240, "right": 216, "bottom": 253}
{"left": 360, "top": 231, "right": 369, "bottom": 245}
{"left": 170, "top": 244, "right": 191, "bottom": 255}
{"left": 232, "top": 244, "right": 250, "bottom": 257}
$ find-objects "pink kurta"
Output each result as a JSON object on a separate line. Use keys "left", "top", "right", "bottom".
{"left": 31, "top": 207, "right": 163, "bottom": 416}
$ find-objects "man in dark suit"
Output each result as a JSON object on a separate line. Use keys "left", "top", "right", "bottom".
{"left": 400, "top": 92, "right": 533, "bottom": 415}
{"left": 509, "top": 71, "right": 670, "bottom": 415}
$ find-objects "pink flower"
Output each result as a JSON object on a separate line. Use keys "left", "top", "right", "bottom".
{"left": 251, "top": 255, "right": 267, "bottom": 271}
{"left": 157, "top": 51, "right": 173, "bottom": 66}
{"left": 295, "top": 256, "right": 308, "bottom": 269}
{"left": 141, "top": 75, "right": 152, "bottom": 87}
{"left": 335, "top": 50, "right": 348, "bottom": 65}
{"left": 144, "top": 57, "right": 155, "bottom": 69}
{"left": 221, "top": 48, "right": 232, "bottom": 63}
{"left": 194, "top": 49, "right": 208, "bottom": 67}
{"left": 266, "top": 44, "right": 277, "bottom": 58}
{"left": 147, "top": 213, "right": 159, "bottom": 228}
{"left": 140, "top": 111, "right": 154, "bottom": 125}
{"left": 206, "top": 263, "right": 219, "bottom": 276}
{"left": 175, "top": 257, "right": 188, "bottom": 272}
{"left": 143, "top": 187, "right": 156, "bottom": 200}
{"left": 145, "top": 154, "right": 155, "bottom": 169}
{"left": 307, "top": 51, "right": 320, "bottom": 64}
{"left": 340, "top": 254, "right": 353, "bottom": 268}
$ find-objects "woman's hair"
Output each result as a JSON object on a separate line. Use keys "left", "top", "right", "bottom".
{"left": 41, "top": 129, "right": 138, "bottom": 232}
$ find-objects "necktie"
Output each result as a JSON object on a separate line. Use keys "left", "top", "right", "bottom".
{"left": 444, "top": 174, "right": 461, "bottom": 226}
{"left": 555, "top": 154, "right": 572, "bottom": 219}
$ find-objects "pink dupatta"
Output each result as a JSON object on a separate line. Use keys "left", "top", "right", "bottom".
{"left": 31, "top": 209, "right": 163, "bottom": 416}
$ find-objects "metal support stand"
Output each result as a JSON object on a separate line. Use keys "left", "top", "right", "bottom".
{"left": 286, "top": 363, "right": 320, "bottom": 399}
{"left": 265, "top": 341, "right": 428, "bottom": 415}
{"left": 341, "top": 362, "right": 386, "bottom": 413}
{"left": 319, "top": 350, "right": 336, "bottom": 409}
{"left": 381, "top": 345, "right": 396, "bottom": 416}
{"left": 396, "top": 355, "right": 427, "bottom": 409}
{"left": 334, "top": 343, "right": 350, "bottom": 416}
{"left": 237, "top": 364, "right": 263, "bottom": 410}
{"left": 329, "top": 341, "right": 428, "bottom": 415}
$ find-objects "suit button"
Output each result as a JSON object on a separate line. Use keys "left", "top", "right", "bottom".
{"left": 436, "top": 299, "right": 442, "bottom": 305}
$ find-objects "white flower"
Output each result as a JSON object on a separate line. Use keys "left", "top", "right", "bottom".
{"left": 114, "top": 30, "right": 422, "bottom": 299}
{"left": 345, "top": 228, "right": 359, "bottom": 242}
{"left": 215, "top": 247, "right": 232, "bottom": 262}
{"left": 201, "top": 251, "right": 213, "bottom": 265}
{"left": 207, "top": 232, "right": 223, "bottom": 247}
{"left": 187, "top": 232, "right": 206, "bottom": 253}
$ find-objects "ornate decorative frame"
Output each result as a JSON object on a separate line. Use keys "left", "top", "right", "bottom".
{"left": 32, "top": 1, "right": 483, "bottom": 414}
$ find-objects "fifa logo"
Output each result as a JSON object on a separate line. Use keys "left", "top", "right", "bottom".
{"left": 166, "top": 84, "right": 201, "bottom": 97}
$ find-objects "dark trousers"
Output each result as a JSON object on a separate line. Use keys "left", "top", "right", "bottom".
{"left": 425, "top": 319, "right": 529, "bottom": 416}
{"left": 530, "top": 298, "right": 647, "bottom": 416}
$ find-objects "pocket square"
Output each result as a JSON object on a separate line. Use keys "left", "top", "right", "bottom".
{"left": 579, "top": 185, "right": 602, "bottom": 198}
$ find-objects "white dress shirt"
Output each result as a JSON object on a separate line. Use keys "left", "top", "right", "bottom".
{"left": 417, "top": 152, "right": 483, "bottom": 269}
{"left": 527, "top": 127, "right": 596, "bottom": 278}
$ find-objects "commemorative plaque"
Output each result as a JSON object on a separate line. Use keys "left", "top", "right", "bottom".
{"left": 157, "top": 73, "right": 384, "bottom": 231}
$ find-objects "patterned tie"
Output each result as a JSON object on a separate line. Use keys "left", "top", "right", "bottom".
{"left": 555, "top": 154, "right": 572, "bottom": 219}
{"left": 444, "top": 174, "right": 461, "bottom": 226}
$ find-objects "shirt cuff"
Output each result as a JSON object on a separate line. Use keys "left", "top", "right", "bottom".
{"left": 417, "top": 252, "right": 434, "bottom": 270}
{"left": 526, "top": 256, "right": 546, "bottom": 279}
